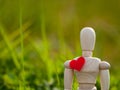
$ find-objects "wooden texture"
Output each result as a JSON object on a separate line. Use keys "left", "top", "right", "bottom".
{"left": 64, "top": 68, "right": 73, "bottom": 90}
{"left": 100, "top": 70, "right": 110, "bottom": 90}
{"left": 64, "top": 27, "right": 110, "bottom": 90}
{"left": 80, "top": 27, "right": 96, "bottom": 51}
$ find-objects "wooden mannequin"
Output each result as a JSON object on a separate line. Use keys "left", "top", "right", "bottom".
{"left": 64, "top": 27, "right": 110, "bottom": 90}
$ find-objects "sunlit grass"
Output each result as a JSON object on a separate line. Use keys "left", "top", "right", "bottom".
{"left": 19, "top": 0, "right": 25, "bottom": 89}
{"left": 0, "top": 26, "right": 20, "bottom": 70}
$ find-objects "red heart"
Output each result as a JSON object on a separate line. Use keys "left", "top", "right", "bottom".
{"left": 70, "top": 57, "right": 85, "bottom": 71}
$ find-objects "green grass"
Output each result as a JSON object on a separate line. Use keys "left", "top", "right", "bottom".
{"left": 19, "top": 0, "right": 25, "bottom": 89}
{"left": 0, "top": 26, "right": 20, "bottom": 70}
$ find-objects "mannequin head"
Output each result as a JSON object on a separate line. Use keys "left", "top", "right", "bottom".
{"left": 80, "top": 27, "right": 96, "bottom": 57}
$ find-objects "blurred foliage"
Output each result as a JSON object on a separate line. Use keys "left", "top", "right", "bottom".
{"left": 0, "top": 0, "right": 120, "bottom": 90}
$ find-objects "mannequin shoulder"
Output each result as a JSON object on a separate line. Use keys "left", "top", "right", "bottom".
{"left": 64, "top": 57, "right": 79, "bottom": 68}
{"left": 92, "top": 57, "right": 101, "bottom": 61}
{"left": 99, "top": 61, "right": 110, "bottom": 70}
{"left": 64, "top": 60, "right": 71, "bottom": 69}
{"left": 85, "top": 57, "right": 101, "bottom": 62}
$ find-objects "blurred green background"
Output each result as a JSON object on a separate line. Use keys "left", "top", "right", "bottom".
{"left": 0, "top": 0, "right": 120, "bottom": 90}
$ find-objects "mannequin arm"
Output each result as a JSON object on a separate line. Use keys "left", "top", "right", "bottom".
{"left": 99, "top": 61, "right": 110, "bottom": 90}
{"left": 64, "top": 68, "right": 74, "bottom": 90}
{"left": 64, "top": 57, "right": 80, "bottom": 90}
{"left": 100, "top": 70, "right": 110, "bottom": 90}
{"left": 64, "top": 60, "right": 74, "bottom": 90}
